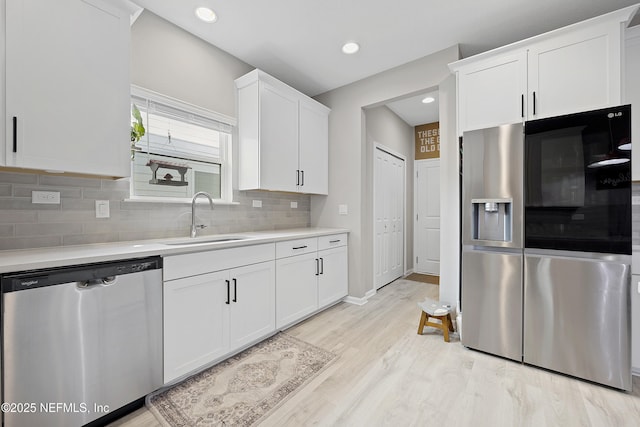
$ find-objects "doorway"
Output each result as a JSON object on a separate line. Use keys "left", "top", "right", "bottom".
{"left": 414, "top": 158, "right": 440, "bottom": 274}
{"left": 374, "top": 144, "right": 405, "bottom": 289}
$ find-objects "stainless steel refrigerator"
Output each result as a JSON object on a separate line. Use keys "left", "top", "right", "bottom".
{"left": 461, "top": 106, "right": 632, "bottom": 391}
{"left": 461, "top": 123, "right": 524, "bottom": 362}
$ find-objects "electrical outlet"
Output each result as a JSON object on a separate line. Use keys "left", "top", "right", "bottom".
{"left": 32, "top": 191, "right": 60, "bottom": 204}
{"left": 252, "top": 200, "right": 262, "bottom": 208}
{"left": 338, "top": 204, "right": 348, "bottom": 215}
{"left": 633, "top": 196, "right": 640, "bottom": 205}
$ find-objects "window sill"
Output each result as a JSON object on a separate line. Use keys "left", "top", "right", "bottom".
{"left": 124, "top": 196, "right": 240, "bottom": 206}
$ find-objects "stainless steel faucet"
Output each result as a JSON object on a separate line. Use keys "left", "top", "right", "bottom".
{"left": 191, "top": 191, "right": 214, "bottom": 238}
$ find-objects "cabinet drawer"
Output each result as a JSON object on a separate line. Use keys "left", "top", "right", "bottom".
{"left": 318, "top": 234, "right": 348, "bottom": 251}
{"left": 275, "top": 238, "right": 318, "bottom": 258}
{"left": 164, "top": 243, "right": 275, "bottom": 281}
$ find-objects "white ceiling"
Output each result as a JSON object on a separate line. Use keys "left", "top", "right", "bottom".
{"left": 386, "top": 92, "right": 439, "bottom": 127}
{"left": 130, "top": 0, "right": 639, "bottom": 97}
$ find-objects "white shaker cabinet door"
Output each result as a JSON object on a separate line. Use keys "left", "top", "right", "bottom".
{"left": 4, "top": 0, "right": 130, "bottom": 177}
{"left": 527, "top": 22, "right": 622, "bottom": 120}
{"left": 228, "top": 261, "right": 276, "bottom": 351}
{"left": 317, "top": 245, "right": 348, "bottom": 309}
{"left": 259, "top": 82, "right": 299, "bottom": 192}
{"left": 458, "top": 51, "right": 527, "bottom": 133}
{"left": 276, "top": 252, "right": 319, "bottom": 329}
{"left": 298, "top": 98, "right": 329, "bottom": 195}
{"left": 163, "top": 270, "right": 230, "bottom": 383}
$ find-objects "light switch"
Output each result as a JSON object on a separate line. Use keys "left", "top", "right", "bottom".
{"left": 290, "top": 201, "right": 298, "bottom": 209}
{"left": 95, "top": 200, "right": 110, "bottom": 218}
{"left": 338, "top": 204, "right": 348, "bottom": 215}
{"left": 252, "top": 200, "right": 262, "bottom": 208}
{"left": 633, "top": 196, "right": 640, "bottom": 205}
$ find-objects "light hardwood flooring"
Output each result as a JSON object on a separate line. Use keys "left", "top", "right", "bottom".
{"left": 110, "top": 279, "right": 640, "bottom": 427}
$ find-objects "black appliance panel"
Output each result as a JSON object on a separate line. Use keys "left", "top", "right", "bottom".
{"left": 524, "top": 105, "right": 631, "bottom": 254}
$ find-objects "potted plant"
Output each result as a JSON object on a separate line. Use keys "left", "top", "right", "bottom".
{"left": 130, "top": 103, "right": 145, "bottom": 159}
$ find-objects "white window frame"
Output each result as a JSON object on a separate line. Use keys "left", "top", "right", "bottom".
{"left": 128, "top": 85, "right": 236, "bottom": 204}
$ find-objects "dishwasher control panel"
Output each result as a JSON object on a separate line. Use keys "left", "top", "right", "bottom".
{"left": 1, "top": 257, "right": 162, "bottom": 293}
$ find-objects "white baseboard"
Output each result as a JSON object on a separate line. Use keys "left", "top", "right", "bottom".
{"left": 404, "top": 268, "right": 414, "bottom": 276}
{"left": 344, "top": 289, "right": 377, "bottom": 306}
{"left": 343, "top": 296, "right": 368, "bottom": 306}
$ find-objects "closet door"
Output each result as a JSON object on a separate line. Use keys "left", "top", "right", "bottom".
{"left": 374, "top": 146, "right": 405, "bottom": 289}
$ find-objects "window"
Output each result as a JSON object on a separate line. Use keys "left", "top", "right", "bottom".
{"left": 130, "top": 86, "right": 235, "bottom": 202}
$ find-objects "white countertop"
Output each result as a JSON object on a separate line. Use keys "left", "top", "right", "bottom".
{"left": 0, "top": 228, "right": 349, "bottom": 274}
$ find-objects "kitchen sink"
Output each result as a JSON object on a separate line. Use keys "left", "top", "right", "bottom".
{"left": 164, "top": 235, "right": 252, "bottom": 246}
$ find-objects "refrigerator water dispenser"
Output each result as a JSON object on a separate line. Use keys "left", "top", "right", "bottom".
{"left": 471, "top": 198, "right": 512, "bottom": 242}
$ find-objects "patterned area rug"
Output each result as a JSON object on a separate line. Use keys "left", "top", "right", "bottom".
{"left": 147, "top": 332, "right": 336, "bottom": 426}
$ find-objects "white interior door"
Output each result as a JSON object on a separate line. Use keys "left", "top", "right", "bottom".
{"left": 374, "top": 146, "right": 405, "bottom": 289}
{"left": 415, "top": 159, "right": 440, "bottom": 275}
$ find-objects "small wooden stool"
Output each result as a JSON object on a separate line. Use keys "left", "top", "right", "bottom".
{"left": 417, "top": 299, "right": 454, "bottom": 342}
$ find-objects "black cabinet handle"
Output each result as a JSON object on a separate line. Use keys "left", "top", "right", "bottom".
{"left": 292, "top": 245, "right": 307, "bottom": 250}
{"left": 12, "top": 116, "right": 17, "bottom": 153}
{"left": 315, "top": 258, "right": 319, "bottom": 276}
{"left": 301, "top": 170, "right": 304, "bottom": 186}
{"left": 532, "top": 91, "right": 536, "bottom": 115}
{"left": 225, "top": 280, "right": 230, "bottom": 304}
{"left": 232, "top": 278, "right": 237, "bottom": 302}
{"left": 320, "top": 257, "right": 324, "bottom": 275}
{"left": 521, "top": 94, "right": 524, "bottom": 118}
{"left": 329, "top": 239, "right": 341, "bottom": 244}
{"left": 296, "top": 170, "right": 300, "bottom": 186}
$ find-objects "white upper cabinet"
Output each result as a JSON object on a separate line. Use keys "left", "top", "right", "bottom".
{"left": 254, "top": 82, "right": 299, "bottom": 192}
{"left": 451, "top": 5, "right": 638, "bottom": 135}
{"left": 298, "top": 98, "right": 329, "bottom": 194}
{"left": 457, "top": 51, "right": 527, "bottom": 132}
{"left": 236, "top": 69, "right": 330, "bottom": 195}
{"left": 2, "top": 0, "right": 131, "bottom": 177}
{"left": 527, "top": 21, "right": 623, "bottom": 120}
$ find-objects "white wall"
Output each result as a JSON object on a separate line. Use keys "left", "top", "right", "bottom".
{"left": 131, "top": 11, "right": 253, "bottom": 118}
{"left": 438, "top": 74, "right": 459, "bottom": 306}
{"left": 364, "top": 105, "right": 415, "bottom": 272}
{"left": 313, "top": 45, "right": 460, "bottom": 300}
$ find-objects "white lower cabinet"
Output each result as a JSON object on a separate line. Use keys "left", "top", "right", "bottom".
{"left": 276, "top": 234, "right": 348, "bottom": 329}
{"left": 163, "top": 233, "right": 348, "bottom": 383}
{"left": 318, "top": 245, "right": 348, "bottom": 309}
{"left": 163, "top": 247, "right": 275, "bottom": 383}
{"left": 276, "top": 252, "right": 319, "bottom": 328}
{"left": 164, "top": 270, "right": 231, "bottom": 383}
{"left": 228, "top": 262, "right": 276, "bottom": 350}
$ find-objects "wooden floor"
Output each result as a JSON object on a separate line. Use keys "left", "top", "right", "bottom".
{"left": 404, "top": 273, "right": 439, "bottom": 285}
{"left": 110, "top": 279, "right": 640, "bottom": 427}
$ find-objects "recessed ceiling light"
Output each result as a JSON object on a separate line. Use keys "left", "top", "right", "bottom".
{"left": 342, "top": 42, "right": 360, "bottom": 54}
{"left": 195, "top": 7, "right": 217, "bottom": 23}
{"left": 422, "top": 96, "right": 435, "bottom": 104}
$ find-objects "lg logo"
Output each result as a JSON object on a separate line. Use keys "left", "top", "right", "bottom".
{"left": 608, "top": 112, "right": 623, "bottom": 118}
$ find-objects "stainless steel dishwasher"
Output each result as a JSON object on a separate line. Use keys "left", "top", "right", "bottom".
{"left": 1, "top": 257, "right": 163, "bottom": 427}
